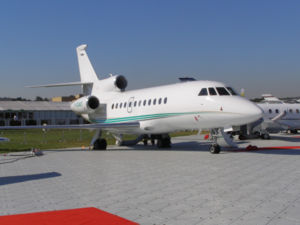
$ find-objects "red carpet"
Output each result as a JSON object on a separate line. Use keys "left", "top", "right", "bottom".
{"left": 230, "top": 145, "right": 300, "bottom": 152}
{"left": 0, "top": 207, "right": 138, "bottom": 225}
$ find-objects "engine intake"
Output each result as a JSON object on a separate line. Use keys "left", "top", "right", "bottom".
{"left": 115, "top": 75, "right": 127, "bottom": 90}
{"left": 71, "top": 95, "right": 100, "bottom": 114}
{"left": 88, "top": 96, "right": 99, "bottom": 109}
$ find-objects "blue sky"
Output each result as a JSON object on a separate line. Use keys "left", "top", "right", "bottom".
{"left": 0, "top": 0, "right": 300, "bottom": 99}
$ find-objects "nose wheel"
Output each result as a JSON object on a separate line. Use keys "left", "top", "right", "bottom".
{"left": 209, "top": 144, "right": 221, "bottom": 154}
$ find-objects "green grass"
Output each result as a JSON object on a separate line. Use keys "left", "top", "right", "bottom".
{"left": 0, "top": 129, "right": 197, "bottom": 153}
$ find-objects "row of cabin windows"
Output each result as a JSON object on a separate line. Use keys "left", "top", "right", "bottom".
{"left": 268, "top": 109, "right": 300, "bottom": 114}
{"left": 198, "top": 87, "right": 237, "bottom": 96}
{"left": 111, "top": 97, "right": 168, "bottom": 110}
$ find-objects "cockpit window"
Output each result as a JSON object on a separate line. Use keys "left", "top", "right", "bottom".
{"left": 198, "top": 88, "right": 208, "bottom": 96}
{"left": 208, "top": 87, "right": 217, "bottom": 95}
{"left": 226, "top": 87, "right": 237, "bottom": 95}
{"left": 216, "top": 87, "right": 230, "bottom": 96}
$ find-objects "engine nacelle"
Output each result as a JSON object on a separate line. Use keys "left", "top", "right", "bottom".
{"left": 114, "top": 75, "right": 127, "bottom": 90}
{"left": 71, "top": 96, "right": 100, "bottom": 114}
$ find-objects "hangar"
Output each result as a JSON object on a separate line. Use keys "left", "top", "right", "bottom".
{"left": 0, "top": 101, "right": 85, "bottom": 127}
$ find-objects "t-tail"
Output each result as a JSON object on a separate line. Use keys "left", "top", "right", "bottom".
{"left": 27, "top": 44, "right": 98, "bottom": 95}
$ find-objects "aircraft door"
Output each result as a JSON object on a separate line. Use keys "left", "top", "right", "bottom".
{"left": 127, "top": 97, "right": 134, "bottom": 113}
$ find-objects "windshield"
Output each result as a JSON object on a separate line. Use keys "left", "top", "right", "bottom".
{"left": 216, "top": 87, "right": 230, "bottom": 95}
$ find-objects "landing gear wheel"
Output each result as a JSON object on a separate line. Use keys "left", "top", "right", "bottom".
{"left": 261, "top": 133, "right": 270, "bottom": 140}
{"left": 93, "top": 138, "right": 107, "bottom": 150}
{"left": 239, "top": 134, "right": 246, "bottom": 140}
{"left": 157, "top": 137, "right": 171, "bottom": 148}
{"left": 209, "top": 144, "right": 221, "bottom": 154}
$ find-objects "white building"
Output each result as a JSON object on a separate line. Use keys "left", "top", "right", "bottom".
{"left": 0, "top": 101, "right": 84, "bottom": 126}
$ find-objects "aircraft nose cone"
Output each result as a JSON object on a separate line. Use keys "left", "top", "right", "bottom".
{"left": 243, "top": 102, "right": 263, "bottom": 122}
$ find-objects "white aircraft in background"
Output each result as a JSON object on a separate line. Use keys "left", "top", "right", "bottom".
{"left": 1, "top": 45, "right": 262, "bottom": 153}
{"left": 252, "top": 94, "right": 300, "bottom": 138}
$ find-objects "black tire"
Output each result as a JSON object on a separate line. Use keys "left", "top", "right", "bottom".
{"left": 93, "top": 138, "right": 107, "bottom": 150}
{"left": 157, "top": 137, "right": 171, "bottom": 148}
{"left": 239, "top": 135, "right": 246, "bottom": 140}
{"left": 209, "top": 144, "right": 221, "bottom": 154}
{"left": 261, "top": 133, "right": 270, "bottom": 140}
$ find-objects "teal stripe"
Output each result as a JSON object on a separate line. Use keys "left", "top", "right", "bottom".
{"left": 91, "top": 111, "right": 229, "bottom": 124}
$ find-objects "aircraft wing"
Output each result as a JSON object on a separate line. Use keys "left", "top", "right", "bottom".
{"left": 0, "top": 122, "right": 140, "bottom": 130}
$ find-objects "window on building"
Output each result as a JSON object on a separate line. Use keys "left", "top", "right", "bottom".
{"left": 208, "top": 87, "right": 217, "bottom": 96}
{"left": 198, "top": 88, "right": 208, "bottom": 96}
{"left": 164, "top": 97, "right": 168, "bottom": 104}
{"left": 216, "top": 87, "right": 230, "bottom": 95}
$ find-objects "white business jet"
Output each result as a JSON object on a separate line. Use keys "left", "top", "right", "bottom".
{"left": 253, "top": 94, "right": 300, "bottom": 138}
{"left": 3, "top": 45, "right": 262, "bottom": 153}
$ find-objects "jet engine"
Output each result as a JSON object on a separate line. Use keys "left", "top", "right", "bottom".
{"left": 114, "top": 75, "right": 127, "bottom": 90}
{"left": 96, "top": 75, "right": 128, "bottom": 92}
{"left": 71, "top": 95, "right": 100, "bottom": 114}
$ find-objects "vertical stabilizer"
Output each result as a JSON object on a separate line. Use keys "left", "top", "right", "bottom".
{"left": 76, "top": 44, "right": 99, "bottom": 82}
{"left": 76, "top": 44, "right": 98, "bottom": 95}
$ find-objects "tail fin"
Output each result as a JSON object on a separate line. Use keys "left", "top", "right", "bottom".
{"left": 76, "top": 44, "right": 99, "bottom": 82}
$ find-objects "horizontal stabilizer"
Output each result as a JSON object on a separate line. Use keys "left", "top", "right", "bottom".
{"left": 27, "top": 81, "right": 93, "bottom": 88}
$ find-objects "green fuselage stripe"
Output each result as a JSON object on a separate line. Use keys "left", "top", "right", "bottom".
{"left": 90, "top": 111, "right": 231, "bottom": 124}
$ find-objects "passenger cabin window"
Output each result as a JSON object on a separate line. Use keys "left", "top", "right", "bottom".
{"left": 297, "top": 109, "right": 300, "bottom": 113}
{"left": 134, "top": 101, "right": 137, "bottom": 107}
{"left": 226, "top": 87, "right": 237, "bottom": 95}
{"left": 158, "top": 98, "right": 162, "bottom": 104}
{"left": 208, "top": 87, "right": 217, "bottom": 96}
{"left": 269, "top": 109, "right": 272, "bottom": 114}
{"left": 112, "top": 104, "right": 114, "bottom": 109}
{"left": 216, "top": 87, "right": 230, "bottom": 96}
{"left": 164, "top": 97, "right": 168, "bottom": 104}
{"left": 116, "top": 103, "right": 118, "bottom": 109}
{"left": 124, "top": 102, "right": 127, "bottom": 108}
{"left": 153, "top": 99, "right": 157, "bottom": 105}
{"left": 120, "top": 103, "right": 123, "bottom": 108}
{"left": 138, "top": 100, "right": 142, "bottom": 107}
{"left": 275, "top": 109, "right": 279, "bottom": 114}
{"left": 289, "top": 109, "right": 293, "bottom": 113}
{"left": 199, "top": 88, "right": 208, "bottom": 96}
{"left": 148, "top": 99, "right": 152, "bottom": 106}
{"left": 143, "top": 100, "right": 146, "bottom": 106}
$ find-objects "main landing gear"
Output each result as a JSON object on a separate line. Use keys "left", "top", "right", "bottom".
{"left": 91, "top": 130, "right": 107, "bottom": 150}
{"left": 93, "top": 138, "right": 107, "bottom": 150}
{"left": 143, "top": 134, "right": 172, "bottom": 148}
